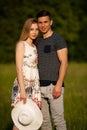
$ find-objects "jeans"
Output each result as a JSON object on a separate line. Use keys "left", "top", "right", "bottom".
{"left": 40, "top": 84, "right": 67, "bottom": 130}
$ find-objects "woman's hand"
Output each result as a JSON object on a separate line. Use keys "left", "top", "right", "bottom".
{"left": 20, "top": 90, "right": 27, "bottom": 104}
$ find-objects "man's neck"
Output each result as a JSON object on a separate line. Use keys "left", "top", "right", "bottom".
{"left": 43, "top": 30, "right": 53, "bottom": 39}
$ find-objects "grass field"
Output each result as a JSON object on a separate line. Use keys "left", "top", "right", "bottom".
{"left": 0, "top": 62, "right": 87, "bottom": 130}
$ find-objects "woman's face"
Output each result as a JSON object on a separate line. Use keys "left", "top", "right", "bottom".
{"left": 29, "top": 23, "right": 39, "bottom": 40}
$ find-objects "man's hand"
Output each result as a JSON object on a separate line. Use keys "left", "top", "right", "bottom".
{"left": 52, "top": 85, "right": 62, "bottom": 98}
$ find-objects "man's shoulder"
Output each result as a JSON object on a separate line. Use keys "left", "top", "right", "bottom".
{"left": 53, "top": 32, "right": 64, "bottom": 41}
{"left": 53, "top": 32, "right": 67, "bottom": 49}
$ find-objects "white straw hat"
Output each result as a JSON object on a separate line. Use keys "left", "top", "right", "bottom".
{"left": 11, "top": 99, "right": 43, "bottom": 130}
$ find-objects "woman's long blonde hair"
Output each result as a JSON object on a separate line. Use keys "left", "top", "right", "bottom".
{"left": 19, "top": 18, "right": 38, "bottom": 42}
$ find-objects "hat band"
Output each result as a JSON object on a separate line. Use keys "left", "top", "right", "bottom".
{"left": 18, "top": 118, "right": 31, "bottom": 126}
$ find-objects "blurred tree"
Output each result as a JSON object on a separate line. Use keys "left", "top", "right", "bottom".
{"left": 0, "top": 0, "right": 87, "bottom": 62}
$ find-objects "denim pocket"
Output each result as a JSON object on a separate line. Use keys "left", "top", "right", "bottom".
{"left": 46, "top": 84, "right": 54, "bottom": 99}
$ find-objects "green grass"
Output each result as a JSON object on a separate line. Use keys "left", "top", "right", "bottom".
{"left": 0, "top": 62, "right": 87, "bottom": 130}
{"left": 0, "top": 63, "right": 16, "bottom": 130}
{"left": 64, "top": 62, "right": 87, "bottom": 130}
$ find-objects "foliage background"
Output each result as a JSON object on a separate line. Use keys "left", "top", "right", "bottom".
{"left": 0, "top": 0, "right": 87, "bottom": 62}
{"left": 0, "top": 1, "right": 87, "bottom": 130}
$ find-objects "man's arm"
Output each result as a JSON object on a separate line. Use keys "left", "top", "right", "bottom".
{"left": 52, "top": 48, "right": 68, "bottom": 98}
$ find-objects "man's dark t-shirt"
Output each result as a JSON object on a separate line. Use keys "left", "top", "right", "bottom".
{"left": 37, "top": 32, "right": 67, "bottom": 87}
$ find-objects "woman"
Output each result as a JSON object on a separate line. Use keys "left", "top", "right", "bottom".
{"left": 11, "top": 18, "right": 41, "bottom": 130}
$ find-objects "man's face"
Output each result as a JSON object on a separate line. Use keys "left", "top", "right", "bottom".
{"left": 37, "top": 16, "right": 52, "bottom": 34}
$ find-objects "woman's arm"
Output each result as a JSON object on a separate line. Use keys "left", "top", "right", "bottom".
{"left": 16, "top": 41, "right": 26, "bottom": 103}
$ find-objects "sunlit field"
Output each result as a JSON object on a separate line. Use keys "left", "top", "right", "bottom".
{"left": 64, "top": 62, "right": 87, "bottom": 130}
{"left": 0, "top": 62, "right": 87, "bottom": 130}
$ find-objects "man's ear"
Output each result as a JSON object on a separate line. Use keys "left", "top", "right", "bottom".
{"left": 50, "top": 20, "right": 53, "bottom": 26}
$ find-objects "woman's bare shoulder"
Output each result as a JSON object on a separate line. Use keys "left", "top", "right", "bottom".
{"left": 16, "top": 41, "right": 25, "bottom": 51}
{"left": 16, "top": 41, "right": 24, "bottom": 46}
{"left": 16, "top": 41, "right": 25, "bottom": 48}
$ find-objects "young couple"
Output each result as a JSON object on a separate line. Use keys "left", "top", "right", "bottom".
{"left": 11, "top": 10, "right": 68, "bottom": 130}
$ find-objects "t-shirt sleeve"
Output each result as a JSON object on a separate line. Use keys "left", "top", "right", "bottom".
{"left": 54, "top": 36, "right": 67, "bottom": 51}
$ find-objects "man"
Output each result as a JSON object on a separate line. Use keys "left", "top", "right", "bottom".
{"left": 36, "top": 10, "right": 68, "bottom": 130}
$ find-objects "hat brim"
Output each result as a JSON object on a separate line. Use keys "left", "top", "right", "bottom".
{"left": 11, "top": 99, "right": 43, "bottom": 130}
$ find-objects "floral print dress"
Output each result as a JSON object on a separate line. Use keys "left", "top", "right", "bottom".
{"left": 11, "top": 41, "right": 41, "bottom": 108}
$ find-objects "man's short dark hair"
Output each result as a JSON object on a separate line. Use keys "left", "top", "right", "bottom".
{"left": 36, "top": 10, "right": 51, "bottom": 19}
